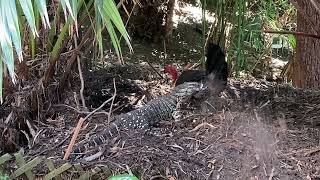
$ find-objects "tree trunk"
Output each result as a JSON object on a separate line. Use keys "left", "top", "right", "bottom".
{"left": 165, "top": 0, "right": 176, "bottom": 46}
{"left": 290, "top": 0, "right": 320, "bottom": 89}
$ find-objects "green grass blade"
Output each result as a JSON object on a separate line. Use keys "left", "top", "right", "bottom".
{"left": 60, "top": 0, "right": 76, "bottom": 21}
{"left": 47, "top": 4, "right": 62, "bottom": 52}
{"left": 6, "top": 0, "right": 23, "bottom": 62}
{"left": 105, "top": 18, "right": 122, "bottom": 62}
{"left": 49, "top": 17, "right": 72, "bottom": 64}
{"left": 96, "top": 0, "right": 132, "bottom": 52}
{"left": 71, "top": 0, "right": 78, "bottom": 34}
{"left": 18, "top": 0, "right": 38, "bottom": 36}
{"left": 35, "top": 0, "right": 51, "bottom": 28}
{"left": 287, "top": 34, "right": 296, "bottom": 49}
{"left": 104, "top": 0, "right": 132, "bottom": 51}
{"left": 95, "top": 4, "right": 103, "bottom": 57}
{"left": 71, "top": 0, "right": 78, "bottom": 18}
{"left": 0, "top": 57, "right": 3, "bottom": 103}
{"left": 0, "top": 6, "right": 15, "bottom": 83}
{"left": 60, "top": 0, "right": 68, "bottom": 21}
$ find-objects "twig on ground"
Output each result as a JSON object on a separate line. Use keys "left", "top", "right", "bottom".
{"left": 110, "top": 104, "right": 126, "bottom": 114}
{"left": 108, "top": 79, "right": 117, "bottom": 124}
{"left": 304, "top": 146, "right": 320, "bottom": 156}
{"left": 83, "top": 89, "right": 116, "bottom": 121}
{"left": 167, "top": 144, "right": 185, "bottom": 151}
{"left": 73, "top": 92, "right": 80, "bottom": 110}
{"left": 81, "top": 148, "right": 106, "bottom": 162}
{"left": 74, "top": 35, "right": 87, "bottom": 109}
{"left": 188, "top": 62, "right": 201, "bottom": 70}
{"left": 63, "top": 117, "right": 85, "bottom": 160}
{"left": 31, "top": 129, "right": 43, "bottom": 147}
{"left": 260, "top": 100, "right": 270, "bottom": 109}
{"left": 21, "top": 130, "right": 31, "bottom": 149}
{"left": 35, "top": 131, "right": 72, "bottom": 156}
{"left": 205, "top": 101, "right": 216, "bottom": 111}
{"left": 145, "top": 59, "right": 164, "bottom": 79}
{"left": 190, "top": 122, "right": 217, "bottom": 132}
{"left": 268, "top": 167, "right": 275, "bottom": 180}
{"left": 285, "top": 146, "right": 320, "bottom": 156}
{"left": 63, "top": 80, "right": 117, "bottom": 160}
{"left": 126, "top": 164, "right": 134, "bottom": 176}
{"left": 52, "top": 104, "right": 109, "bottom": 115}
{"left": 254, "top": 109, "right": 262, "bottom": 122}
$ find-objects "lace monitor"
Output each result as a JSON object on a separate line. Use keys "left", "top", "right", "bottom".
{"left": 70, "top": 82, "right": 208, "bottom": 160}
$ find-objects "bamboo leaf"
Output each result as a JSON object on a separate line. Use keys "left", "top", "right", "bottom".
{"left": 71, "top": 0, "right": 78, "bottom": 34}
{"left": 10, "top": 157, "right": 41, "bottom": 178}
{"left": 49, "top": 17, "right": 72, "bottom": 64}
{"left": 43, "top": 163, "right": 72, "bottom": 180}
{"left": 95, "top": 4, "right": 103, "bottom": 57}
{"left": 105, "top": 18, "right": 122, "bottom": 63}
{"left": 18, "top": 0, "right": 38, "bottom": 37}
{"left": 35, "top": 0, "right": 51, "bottom": 29}
{"left": 0, "top": 57, "right": 2, "bottom": 103}
{"left": 96, "top": 0, "right": 132, "bottom": 54}
{"left": 0, "top": 152, "right": 11, "bottom": 165}
{"left": 102, "top": 0, "right": 132, "bottom": 51}
{"left": 60, "top": 0, "right": 76, "bottom": 21}
{"left": 47, "top": 4, "right": 62, "bottom": 52}
{"left": 59, "top": 0, "right": 68, "bottom": 22}
{"left": 287, "top": 34, "right": 296, "bottom": 49}
{"left": 0, "top": 5, "right": 15, "bottom": 83}
{"left": 6, "top": 0, "right": 23, "bottom": 62}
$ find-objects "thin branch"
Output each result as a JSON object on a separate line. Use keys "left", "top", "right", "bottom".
{"left": 52, "top": 104, "right": 109, "bottom": 115}
{"left": 63, "top": 117, "right": 85, "bottom": 160}
{"left": 83, "top": 81, "right": 117, "bottom": 121}
{"left": 35, "top": 132, "right": 72, "bottom": 156}
{"left": 263, "top": 30, "right": 320, "bottom": 39}
{"left": 74, "top": 35, "right": 87, "bottom": 109}
{"left": 58, "top": 29, "right": 92, "bottom": 94}
{"left": 63, "top": 80, "right": 117, "bottom": 160}
{"left": 145, "top": 60, "right": 164, "bottom": 79}
{"left": 73, "top": 92, "right": 80, "bottom": 110}
{"left": 108, "top": 79, "right": 117, "bottom": 124}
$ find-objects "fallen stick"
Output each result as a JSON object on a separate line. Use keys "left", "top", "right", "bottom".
{"left": 63, "top": 79, "right": 117, "bottom": 160}
{"left": 63, "top": 117, "right": 85, "bottom": 160}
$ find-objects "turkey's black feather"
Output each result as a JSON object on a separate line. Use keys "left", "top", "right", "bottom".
{"left": 175, "top": 43, "right": 228, "bottom": 86}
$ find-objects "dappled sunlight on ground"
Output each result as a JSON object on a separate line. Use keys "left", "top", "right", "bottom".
{"left": 173, "top": 1, "right": 215, "bottom": 26}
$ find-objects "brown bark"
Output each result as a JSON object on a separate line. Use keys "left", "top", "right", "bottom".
{"left": 263, "top": 30, "right": 320, "bottom": 39}
{"left": 290, "top": 0, "right": 320, "bottom": 89}
{"left": 165, "top": 0, "right": 176, "bottom": 45}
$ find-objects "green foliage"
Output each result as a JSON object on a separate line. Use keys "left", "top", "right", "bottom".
{"left": 0, "top": 0, "right": 74, "bottom": 102}
{"left": 286, "top": 34, "right": 296, "bottom": 49}
{"left": 0, "top": 0, "right": 131, "bottom": 102}
{"left": 205, "top": 0, "right": 296, "bottom": 77}
{"left": 108, "top": 173, "right": 139, "bottom": 180}
{"left": 0, "top": 152, "right": 110, "bottom": 179}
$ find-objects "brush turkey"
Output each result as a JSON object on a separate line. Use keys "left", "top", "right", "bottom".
{"left": 164, "top": 42, "right": 228, "bottom": 87}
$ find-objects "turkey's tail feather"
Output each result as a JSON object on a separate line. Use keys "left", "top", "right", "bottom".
{"left": 205, "top": 43, "right": 228, "bottom": 83}
{"left": 204, "top": 43, "right": 228, "bottom": 95}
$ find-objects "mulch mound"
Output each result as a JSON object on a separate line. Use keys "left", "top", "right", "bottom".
{"left": 2, "top": 66, "right": 319, "bottom": 179}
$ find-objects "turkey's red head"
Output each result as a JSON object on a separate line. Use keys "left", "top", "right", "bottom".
{"left": 164, "top": 64, "right": 178, "bottom": 83}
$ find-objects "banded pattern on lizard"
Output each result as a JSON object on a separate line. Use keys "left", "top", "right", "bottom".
{"left": 71, "top": 82, "right": 207, "bottom": 159}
